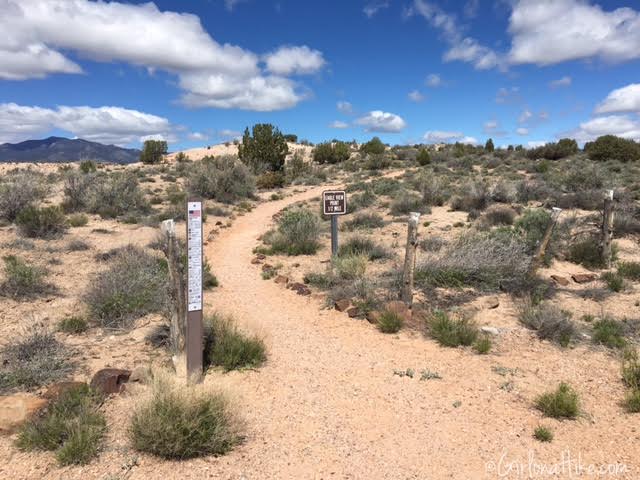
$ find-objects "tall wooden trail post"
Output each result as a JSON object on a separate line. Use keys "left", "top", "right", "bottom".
{"left": 401, "top": 212, "right": 421, "bottom": 306}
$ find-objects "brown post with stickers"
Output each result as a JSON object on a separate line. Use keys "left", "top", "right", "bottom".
{"left": 186, "top": 198, "right": 204, "bottom": 382}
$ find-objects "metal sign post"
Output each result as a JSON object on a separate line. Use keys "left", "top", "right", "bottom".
{"left": 186, "top": 199, "right": 204, "bottom": 382}
{"left": 322, "top": 190, "right": 347, "bottom": 256}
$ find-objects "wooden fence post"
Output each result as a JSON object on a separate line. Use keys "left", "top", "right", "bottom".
{"left": 400, "top": 212, "right": 421, "bottom": 307}
{"left": 531, "top": 207, "right": 562, "bottom": 271}
{"left": 601, "top": 190, "right": 615, "bottom": 269}
{"left": 161, "top": 219, "right": 187, "bottom": 378}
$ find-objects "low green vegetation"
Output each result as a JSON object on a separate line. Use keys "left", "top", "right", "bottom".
{"left": 16, "top": 205, "right": 68, "bottom": 238}
{"left": 533, "top": 426, "right": 554, "bottom": 442}
{"left": 263, "top": 208, "right": 320, "bottom": 255}
{"left": 535, "top": 383, "right": 580, "bottom": 419}
{"left": 337, "top": 236, "right": 389, "bottom": 261}
{"left": 518, "top": 301, "right": 575, "bottom": 347}
{"left": 618, "top": 261, "right": 640, "bottom": 281}
{"left": 473, "top": 335, "right": 492, "bottom": 354}
{"left": 601, "top": 271, "right": 625, "bottom": 292}
{"left": 58, "top": 316, "right": 89, "bottom": 334}
{"left": 592, "top": 317, "right": 627, "bottom": 349}
{"left": 377, "top": 310, "right": 403, "bottom": 334}
{"left": 427, "top": 310, "right": 478, "bottom": 347}
{"left": 204, "top": 314, "right": 266, "bottom": 371}
{"left": 16, "top": 384, "right": 105, "bottom": 465}
{"left": 0, "top": 255, "right": 52, "bottom": 299}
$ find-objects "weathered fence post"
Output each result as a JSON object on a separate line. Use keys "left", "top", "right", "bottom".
{"left": 532, "top": 207, "right": 562, "bottom": 271}
{"left": 161, "top": 219, "right": 187, "bottom": 378}
{"left": 400, "top": 212, "right": 421, "bottom": 307}
{"left": 601, "top": 189, "right": 615, "bottom": 268}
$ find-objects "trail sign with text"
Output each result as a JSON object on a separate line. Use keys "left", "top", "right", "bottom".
{"left": 323, "top": 190, "right": 347, "bottom": 215}
{"left": 186, "top": 200, "right": 203, "bottom": 380}
{"left": 323, "top": 190, "right": 347, "bottom": 256}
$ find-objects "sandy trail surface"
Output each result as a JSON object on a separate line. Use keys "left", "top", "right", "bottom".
{"left": 2, "top": 184, "right": 638, "bottom": 480}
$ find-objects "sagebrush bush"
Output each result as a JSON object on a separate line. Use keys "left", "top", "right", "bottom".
{"left": 481, "top": 204, "right": 517, "bottom": 226}
{"left": 0, "top": 255, "right": 51, "bottom": 299}
{"left": 427, "top": 310, "right": 478, "bottom": 347}
{"left": 129, "top": 373, "right": 242, "bottom": 459}
{"left": 618, "top": 261, "right": 640, "bottom": 281}
{"left": 59, "top": 316, "right": 89, "bottom": 334}
{"left": 377, "top": 310, "right": 403, "bottom": 333}
{"left": 568, "top": 236, "right": 610, "bottom": 269}
{"left": 0, "top": 325, "right": 72, "bottom": 393}
{"left": 84, "top": 246, "right": 168, "bottom": 329}
{"left": 535, "top": 383, "right": 580, "bottom": 419}
{"left": 602, "top": 271, "right": 625, "bottom": 292}
{"left": 450, "top": 180, "right": 490, "bottom": 212}
{"left": 62, "top": 171, "right": 96, "bottom": 212}
{"left": 390, "top": 191, "right": 428, "bottom": 215}
{"left": 338, "top": 236, "right": 389, "bottom": 260}
{"left": 622, "top": 348, "right": 640, "bottom": 391}
{"left": 348, "top": 188, "right": 377, "bottom": 211}
{"left": 592, "top": 317, "right": 627, "bottom": 349}
{"left": 204, "top": 314, "right": 266, "bottom": 371}
{"left": 415, "top": 231, "right": 532, "bottom": 292}
{"left": 16, "top": 205, "right": 68, "bottom": 238}
{"left": 188, "top": 156, "right": 255, "bottom": 204}
{"left": 518, "top": 301, "right": 575, "bottom": 347}
{"left": 16, "top": 383, "right": 105, "bottom": 465}
{"left": 343, "top": 212, "right": 385, "bottom": 230}
{"left": 88, "top": 172, "right": 149, "bottom": 218}
{"left": 474, "top": 335, "right": 492, "bottom": 354}
{"left": 624, "top": 389, "right": 640, "bottom": 413}
{"left": 266, "top": 208, "right": 320, "bottom": 255}
{"left": 0, "top": 171, "right": 49, "bottom": 221}
{"left": 67, "top": 213, "right": 88, "bottom": 227}
{"left": 332, "top": 254, "right": 368, "bottom": 280}
{"left": 416, "top": 175, "right": 448, "bottom": 206}
{"left": 256, "top": 171, "right": 286, "bottom": 189}
{"left": 533, "top": 426, "right": 553, "bottom": 442}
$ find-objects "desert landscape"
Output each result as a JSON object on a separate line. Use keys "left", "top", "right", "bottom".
{"left": 2, "top": 1, "right": 640, "bottom": 479}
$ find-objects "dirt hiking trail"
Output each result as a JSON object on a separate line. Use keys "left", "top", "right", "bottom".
{"left": 155, "top": 185, "right": 636, "bottom": 480}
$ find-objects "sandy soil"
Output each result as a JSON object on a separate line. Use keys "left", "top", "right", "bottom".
{"left": 166, "top": 142, "right": 314, "bottom": 163}
{"left": 0, "top": 169, "right": 638, "bottom": 479}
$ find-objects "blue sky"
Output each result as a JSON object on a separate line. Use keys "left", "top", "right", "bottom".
{"left": 1, "top": 0, "right": 639, "bottom": 150}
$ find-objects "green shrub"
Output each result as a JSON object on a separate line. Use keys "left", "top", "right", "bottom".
{"left": 592, "top": 317, "right": 626, "bottom": 349}
{"left": 139, "top": 140, "right": 167, "bottom": 164}
{"left": 427, "top": 311, "right": 478, "bottom": 347}
{"left": 585, "top": 135, "right": 640, "bottom": 163}
{"left": 514, "top": 208, "right": 566, "bottom": 263}
{"left": 416, "top": 175, "right": 448, "bottom": 206}
{"left": 0, "top": 325, "right": 72, "bottom": 393}
{"left": 203, "top": 314, "right": 266, "bottom": 371}
{"left": 267, "top": 208, "right": 320, "bottom": 255}
{"left": 348, "top": 188, "right": 377, "bottom": 211}
{"left": 0, "top": 255, "right": 51, "bottom": 299}
{"left": 533, "top": 426, "right": 553, "bottom": 442}
{"left": 88, "top": 172, "right": 149, "bottom": 218}
{"left": 568, "top": 237, "right": 612, "bottom": 269}
{"left": 62, "top": 171, "right": 96, "bottom": 212}
{"left": 527, "top": 138, "right": 578, "bottom": 160}
{"left": 79, "top": 160, "right": 97, "bottom": 173}
{"left": 535, "top": 383, "right": 580, "bottom": 419}
{"left": 67, "top": 213, "right": 88, "bottom": 227}
{"left": 602, "top": 271, "right": 625, "bottom": 292}
{"left": 130, "top": 373, "right": 241, "bottom": 460}
{"left": 518, "top": 301, "right": 575, "bottom": 347}
{"left": 338, "top": 236, "right": 389, "bottom": 260}
{"left": 450, "top": 180, "right": 490, "bottom": 212}
{"left": 238, "top": 124, "right": 289, "bottom": 173}
{"left": 377, "top": 311, "right": 403, "bottom": 334}
{"left": 343, "top": 212, "right": 385, "bottom": 230}
{"left": 67, "top": 239, "right": 91, "bottom": 252}
{"left": 58, "top": 316, "right": 88, "bottom": 334}
{"left": 256, "top": 171, "right": 286, "bottom": 189}
{"left": 390, "top": 191, "right": 428, "bottom": 215}
{"left": 332, "top": 254, "right": 367, "bottom": 280}
{"left": 360, "top": 136, "right": 386, "bottom": 155}
{"left": 482, "top": 204, "right": 516, "bottom": 226}
{"left": 313, "top": 142, "right": 351, "bottom": 164}
{"left": 416, "top": 148, "right": 431, "bottom": 166}
{"left": 0, "top": 171, "right": 49, "bottom": 221}
{"left": 623, "top": 390, "right": 640, "bottom": 413}
{"left": 16, "top": 384, "right": 105, "bottom": 465}
{"left": 622, "top": 348, "right": 640, "bottom": 391}
{"left": 188, "top": 156, "right": 255, "bottom": 204}
{"left": 473, "top": 336, "right": 492, "bottom": 354}
{"left": 371, "top": 177, "right": 401, "bottom": 196}
{"left": 618, "top": 261, "right": 640, "bottom": 281}
{"left": 84, "top": 246, "right": 168, "bottom": 329}
{"left": 16, "top": 205, "right": 68, "bottom": 238}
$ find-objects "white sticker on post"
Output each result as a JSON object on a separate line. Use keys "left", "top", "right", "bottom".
{"left": 187, "top": 201, "right": 203, "bottom": 312}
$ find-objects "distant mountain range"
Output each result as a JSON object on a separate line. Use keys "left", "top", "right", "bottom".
{"left": 0, "top": 137, "right": 141, "bottom": 164}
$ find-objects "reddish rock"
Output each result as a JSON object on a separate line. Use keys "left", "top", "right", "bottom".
{"left": 90, "top": 368, "right": 131, "bottom": 395}
{"left": 256, "top": 253, "right": 267, "bottom": 261}
{"left": 43, "top": 381, "right": 87, "bottom": 401}
{"left": 0, "top": 394, "right": 48, "bottom": 434}
{"left": 250, "top": 258, "right": 262, "bottom": 265}
{"left": 572, "top": 273, "right": 597, "bottom": 284}
{"left": 551, "top": 275, "right": 570, "bottom": 286}
{"left": 335, "top": 299, "right": 351, "bottom": 312}
{"left": 274, "top": 275, "right": 289, "bottom": 285}
{"left": 288, "top": 283, "right": 311, "bottom": 296}
{"left": 261, "top": 263, "right": 273, "bottom": 271}
{"left": 215, "top": 221, "right": 223, "bottom": 226}
{"left": 366, "top": 310, "right": 382, "bottom": 324}
{"left": 347, "top": 307, "right": 361, "bottom": 318}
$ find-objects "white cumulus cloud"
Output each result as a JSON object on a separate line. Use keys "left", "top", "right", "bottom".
{"left": 595, "top": 84, "right": 640, "bottom": 115}
{"left": 565, "top": 114, "right": 640, "bottom": 143}
{"left": 329, "top": 120, "right": 350, "bottom": 129}
{"left": 364, "top": 1, "right": 390, "bottom": 18}
{"left": 423, "top": 130, "right": 477, "bottom": 144}
{"left": 356, "top": 111, "right": 407, "bottom": 133}
{"left": 337, "top": 101, "right": 354, "bottom": 115}
{"left": 516, "top": 127, "right": 529, "bottom": 135}
{"left": 264, "top": 46, "right": 326, "bottom": 76}
{"left": 549, "top": 76, "right": 572, "bottom": 88}
{"left": 408, "top": 90, "right": 425, "bottom": 102}
{"left": 426, "top": 74, "right": 443, "bottom": 87}
{"left": 0, "top": 103, "right": 173, "bottom": 146}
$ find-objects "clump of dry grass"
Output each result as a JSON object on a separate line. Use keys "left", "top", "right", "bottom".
{"left": 129, "top": 371, "right": 243, "bottom": 459}
{"left": 518, "top": 300, "right": 576, "bottom": 347}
